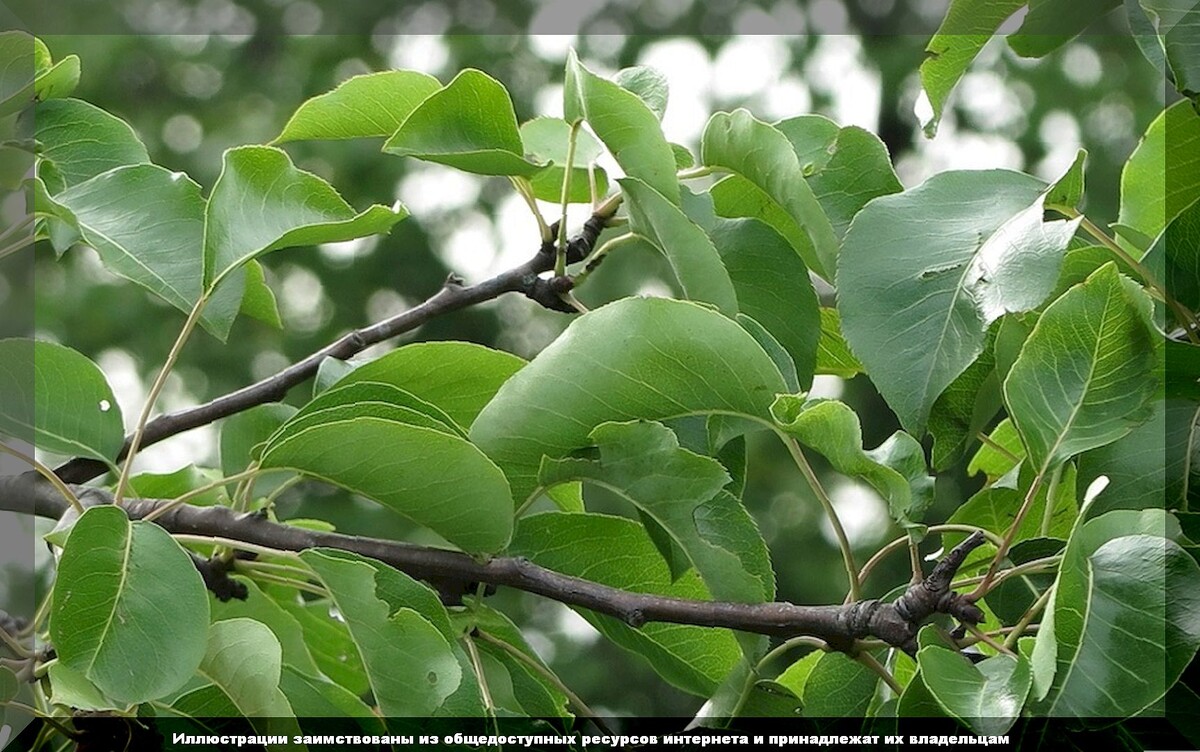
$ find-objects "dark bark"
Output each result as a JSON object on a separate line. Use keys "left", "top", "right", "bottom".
{"left": 1, "top": 472, "right": 984, "bottom": 654}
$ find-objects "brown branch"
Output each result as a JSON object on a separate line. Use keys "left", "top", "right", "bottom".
{"left": 54, "top": 213, "right": 612, "bottom": 486}
{"left": 2, "top": 472, "right": 985, "bottom": 653}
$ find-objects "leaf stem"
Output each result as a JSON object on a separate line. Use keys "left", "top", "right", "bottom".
{"left": 1063, "top": 207, "right": 1200, "bottom": 343}
{"left": 852, "top": 524, "right": 1005, "bottom": 601}
{"left": 975, "top": 431, "right": 1021, "bottom": 465}
{"left": 242, "top": 569, "right": 328, "bottom": 597}
{"left": 951, "top": 555, "right": 1062, "bottom": 590}
{"left": 968, "top": 471, "right": 1046, "bottom": 600}
{"left": 463, "top": 632, "right": 496, "bottom": 718}
{"left": 783, "top": 435, "right": 860, "bottom": 600}
{"left": 1003, "top": 585, "right": 1053, "bottom": 651}
{"left": 475, "top": 629, "right": 615, "bottom": 735}
{"left": 555, "top": 121, "right": 582, "bottom": 277}
{"left": 963, "top": 623, "right": 1015, "bottom": 656}
{"left": 509, "top": 177, "right": 551, "bottom": 243}
{"left": 855, "top": 651, "right": 902, "bottom": 695}
{"left": 141, "top": 466, "right": 266, "bottom": 523}
{"left": 1038, "top": 464, "right": 1064, "bottom": 538}
{"left": 0, "top": 621, "right": 30, "bottom": 658}
{"left": 115, "top": 292, "right": 212, "bottom": 504}
{"left": 3, "top": 702, "right": 80, "bottom": 740}
{"left": 572, "top": 232, "right": 639, "bottom": 287}
{"left": 0, "top": 443, "right": 83, "bottom": 515}
{"left": 677, "top": 166, "right": 714, "bottom": 180}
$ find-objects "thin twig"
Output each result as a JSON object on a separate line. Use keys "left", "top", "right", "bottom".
{"left": 476, "top": 629, "right": 615, "bottom": 735}
{"left": 56, "top": 212, "right": 622, "bottom": 487}
{"left": 1003, "top": 586, "right": 1053, "bottom": 651}
{"left": 855, "top": 651, "right": 902, "bottom": 695}
{"left": 0, "top": 443, "right": 84, "bottom": 515}
{"left": 115, "top": 293, "right": 211, "bottom": 504}
{"left": 141, "top": 466, "right": 265, "bottom": 523}
{"left": 463, "top": 633, "right": 496, "bottom": 718}
{"left": 969, "top": 471, "right": 1046, "bottom": 600}
{"left": 963, "top": 623, "right": 1014, "bottom": 656}
{"left": 784, "top": 436, "right": 860, "bottom": 600}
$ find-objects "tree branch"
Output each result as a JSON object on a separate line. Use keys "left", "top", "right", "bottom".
{"left": 2, "top": 472, "right": 984, "bottom": 654}
{"left": 54, "top": 213, "right": 614, "bottom": 485}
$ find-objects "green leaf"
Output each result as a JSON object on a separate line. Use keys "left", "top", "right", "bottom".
{"left": 261, "top": 382, "right": 513, "bottom": 553}
{"left": 928, "top": 328, "right": 1002, "bottom": 472}
{"left": 205, "top": 145, "right": 407, "bottom": 288}
{"left": 322, "top": 341, "right": 525, "bottom": 430}
{"left": 219, "top": 403, "right": 298, "bottom": 478}
{"left": 792, "top": 122, "right": 903, "bottom": 240}
{"left": 129, "top": 465, "right": 225, "bottom": 507}
{"left": 838, "top": 170, "right": 1077, "bottom": 434}
{"left": 520, "top": 116, "right": 604, "bottom": 165}
{"left": 701, "top": 110, "right": 838, "bottom": 280}
{"left": 1167, "top": 400, "right": 1200, "bottom": 510}
{"left": 274, "top": 70, "right": 441, "bottom": 142}
{"left": 800, "top": 652, "right": 878, "bottom": 717}
{"left": 33, "top": 99, "right": 149, "bottom": 193}
{"left": 47, "top": 662, "right": 115, "bottom": 711}
{"left": 969, "top": 419, "right": 1026, "bottom": 485}
{"left": 541, "top": 420, "right": 773, "bottom": 604}
{"left": 1035, "top": 512, "right": 1200, "bottom": 715}
{"left": 520, "top": 116, "right": 608, "bottom": 203}
{"left": 1119, "top": 100, "right": 1200, "bottom": 246}
{"left": 53, "top": 163, "right": 244, "bottom": 340}
{"left": 815, "top": 308, "right": 863, "bottom": 378}
{"left": 50, "top": 506, "right": 209, "bottom": 706}
{"left": 239, "top": 260, "right": 282, "bottom": 329}
{"left": 619, "top": 177, "right": 738, "bottom": 315}
{"left": 1077, "top": 399, "right": 1167, "bottom": 515}
{"left": 0, "top": 665, "right": 16, "bottom": 703}
{"left": 0, "top": 31, "right": 34, "bottom": 117}
{"left": 279, "top": 665, "right": 383, "bottom": 723}
{"left": 917, "top": 647, "right": 1031, "bottom": 736}
{"left": 0, "top": 339, "right": 123, "bottom": 462}
{"left": 613, "top": 65, "right": 668, "bottom": 121}
{"left": 947, "top": 464, "right": 1078, "bottom": 547}
{"left": 210, "top": 579, "right": 319, "bottom": 677}
{"left": 1004, "top": 264, "right": 1159, "bottom": 473}
{"left": 528, "top": 165, "right": 608, "bottom": 203}
{"left": 564, "top": 50, "right": 679, "bottom": 204}
{"left": 510, "top": 512, "right": 742, "bottom": 696}
{"left": 1143, "top": 196, "right": 1200, "bottom": 313}
{"left": 34, "top": 54, "right": 80, "bottom": 102}
{"left": 738, "top": 315, "right": 800, "bottom": 395}
{"left": 467, "top": 607, "right": 570, "bottom": 718}
{"left": 1138, "top": 0, "right": 1200, "bottom": 102}
{"left": 1009, "top": 0, "right": 1122, "bottom": 57}
{"left": 771, "top": 394, "right": 934, "bottom": 529}
{"left": 710, "top": 218, "right": 820, "bottom": 390}
{"left": 278, "top": 380, "right": 463, "bottom": 438}
{"left": 198, "top": 619, "right": 296, "bottom": 718}
{"left": 470, "top": 297, "right": 788, "bottom": 502}
{"left": 918, "top": 0, "right": 1025, "bottom": 137}
{"left": 1045, "top": 149, "right": 1088, "bottom": 211}
{"left": 300, "top": 549, "right": 463, "bottom": 716}
{"left": 268, "top": 591, "right": 368, "bottom": 697}
{"left": 383, "top": 69, "right": 539, "bottom": 176}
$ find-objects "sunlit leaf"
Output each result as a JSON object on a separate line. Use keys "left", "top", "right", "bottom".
{"left": 470, "top": 297, "right": 787, "bottom": 502}
{"left": 839, "top": 170, "right": 1077, "bottom": 434}
{"left": 274, "top": 70, "right": 441, "bottom": 142}
{"left": 565, "top": 50, "right": 679, "bottom": 204}
{"left": 1004, "top": 264, "right": 1158, "bottom": 473}
{"left": 383, "top": 69, "right": 540, "bottom": 176}
{"left": 205, "top": 145, "right": 406, "bottom": 288}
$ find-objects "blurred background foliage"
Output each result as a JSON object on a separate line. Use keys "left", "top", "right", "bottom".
{"left": 24, "top": 0, "right": 1163, "bottom": 716}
